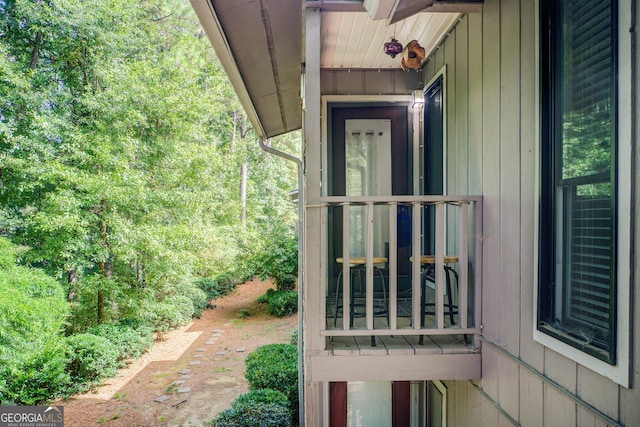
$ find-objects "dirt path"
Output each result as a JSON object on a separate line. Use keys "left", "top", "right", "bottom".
{"left": 60, "top": 279, "right": 297, "bottom": 427}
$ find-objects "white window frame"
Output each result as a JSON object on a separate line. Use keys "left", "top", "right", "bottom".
{"left": 533, "top": 0, "right": 632, "bottom": 388}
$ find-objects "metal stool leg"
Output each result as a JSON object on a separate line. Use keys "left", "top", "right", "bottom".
{"left": 444, "top": 266, "right": 456, "bottom": 325}
{"left": 333, "top": 271, "right": 343, "bottom": 327}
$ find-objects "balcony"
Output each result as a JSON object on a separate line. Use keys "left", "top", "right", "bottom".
{"left": 307, "top": 195, "right": 482, "bottom": 381}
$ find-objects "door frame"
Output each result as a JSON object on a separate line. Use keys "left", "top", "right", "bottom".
{"left": 422, "top": 65, "right": 448, "bottom": 196}
{"left": 321, "top": 95, "right": 416, "bottom": 198}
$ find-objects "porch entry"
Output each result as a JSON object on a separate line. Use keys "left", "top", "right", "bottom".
{"left": 329, "top": 381, "right": 445, "bottom": 427}
{"left": 327, "top": 100, "right": 453, "bottom": 330}
{"left": 327, "top": 106, "right": 411, "bottom": 301}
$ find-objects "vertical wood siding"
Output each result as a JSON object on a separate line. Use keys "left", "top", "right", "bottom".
{"left": 421, "top": 0, "right": 640, "bottom": 425}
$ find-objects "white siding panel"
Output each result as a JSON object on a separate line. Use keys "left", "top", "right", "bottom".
{"left": 519, "top": 370, "right": 543, "bottom": 427}
{"left": 577, "top": 366, "right": 619, "bottom": 422}
{"left": 467, "top": 13, "right": 483, "bottom": 196}
{"left": 468, "top": 382, "right": 483, "bottom": 427}
{"left": 518, "top": 0, "right": 544, "bottom": 372}
{"left": 455, "top": 17, "right": 469, "bottom": 196}
{"left": 543, "top": 386, "right": 576, "bottom": 427}
{"left": 544, "top": 349, "right": 577, "bottom": 394}
{"left": 498, "top": 0, "right": 522, "bottom": 357}
{"left": 497, "top": 355, "right": 519, "bottom": 422}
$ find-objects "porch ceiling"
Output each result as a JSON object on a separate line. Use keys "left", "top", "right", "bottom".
{"left": 190, "top": 0, "right": 466, "bottom": 138}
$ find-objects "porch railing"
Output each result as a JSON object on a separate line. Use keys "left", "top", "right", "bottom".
{"left": 320, "top": 195, "right": 483, "bottom": 347}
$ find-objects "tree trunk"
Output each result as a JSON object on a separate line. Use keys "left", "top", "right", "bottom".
{"left": 240, "top": 163, "right": 248, "bottom": 228}
{"left": 97, "top": 199, "right": 109, "bottom": 324}
{"left": 29, "top": 32, "right": 43, "bottom": 70}
{"left": 67, "top": 269, "right": 77, "bottom": 301}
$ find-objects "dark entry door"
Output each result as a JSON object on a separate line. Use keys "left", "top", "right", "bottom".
{"left": 423, "top": 77, "right": 444, "bottom": 255}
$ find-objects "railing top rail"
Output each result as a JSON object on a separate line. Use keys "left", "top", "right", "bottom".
{"left": 320, "top": 195, "right": 483, "bottom": 204}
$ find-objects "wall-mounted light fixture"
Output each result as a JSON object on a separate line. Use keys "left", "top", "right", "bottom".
{"left": 412, "top": 89, "right": 425, "bottom": 108}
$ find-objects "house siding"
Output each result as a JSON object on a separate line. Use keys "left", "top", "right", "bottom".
{"left": 421, "top": 0, "right": 639, "bottom": 426}
{"left": 320, "top": 69, "right": 420, "bottom": 96}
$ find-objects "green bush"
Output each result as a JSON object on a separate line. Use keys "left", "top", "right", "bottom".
{"left": 0, "top": 239, "right": 71, "bottom": 404}
{"left": 233, "top": 389, "right": 289, "bottom": 410}
{"left": 196, "top": 276, "right": 236, "bottom": 301}
{"left": 0, "top": 340, "right": 70, "bottom": 405}
{"left": 256, "top": 288, "right": 275, "bottom": 304}
{"left": 267, "top": 291, "right": 298, "bottom": 317}
{"left": 138, "top": 295, "right": 194, "bottom": 333}
{"left": 177, "top": 284, "right": 209, "bottom": 318}
{"left": 245, "top": 344, "right": 298, "bottom": 419}
{"left": 88, "top": 323, "right": 154, "bottom": 363}
{"left": 211, "top": 402, "right": 292, "bottom": 427}
{"left": 252, "top": 225, "right": 298, "bottom": 291}
{"left": 290, "top": 328, "right": 298, "bottom": 346}
{"left": 65, "top": 333, "right": 119, "bottom": 386}
{"left": 256, "top": 289, "right": 297, "bottom": 317}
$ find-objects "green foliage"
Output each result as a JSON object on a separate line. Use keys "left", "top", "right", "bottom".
{"left": 245, "top": 344, "right": 298, "bottom": 419}
{"left": 210, "top": 402, "right": 292, "bottom": 427}
{"left": 65, "top": 333, "right": 119, "bottom": 388}
{"left": 88, "top": 323, "right": 154, "bottom": 363}
{"left": 195, "top": 277, "right": 235, "bottom": 301}
{"left": 0, "top": 0, "right": 299, "bottom": 404}
{"left": 233, "top": 389, "right": 290, "bottom": 410}
{"left": 251, "top": 225, "right": 298, "bottom": 290}
{"left": 268, "top": 291, "right": 298, "bottom": 317}
{"left": 138, "top": 296, "right": 193, "bottom": 333}
{"left": 290, "top": 328, "right": 298, "bottom": 346}
{"left": 0, "top": 238, "right": 71, "bottom": 404}
{"left": 0, "top": 340, "right": 70, "bottom": 405}
{"left": 257, "top": 289, "right": 298, "bottom": 317}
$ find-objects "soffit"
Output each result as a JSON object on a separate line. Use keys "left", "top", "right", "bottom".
{"left": 321, "top": 11, "right": 460, "bottom": 69}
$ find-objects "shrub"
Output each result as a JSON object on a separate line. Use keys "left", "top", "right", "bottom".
{"left": 88, "top": 323, "right": 154, "bottom": 363}
{"left": 196, "top": 277, "right": 236, "bottom": 301}
{"left": 267, "top": 291, "right": 298, "bottom": 317}
{"left": 256, "top": 288, "right": 275, "bottom": 304}
{"left": 0, "top": 340, "right": 70, "bottom": 405}
{"left": 256, "top": 289, "right": 297, "bottom": 317}
{"left": 252, "top": 225, "right": 298, "bottom": 291}
{"left": 210, "top": 402, "right": 291, "bottom": 427}
{"left": 65, "top": 333, "right": 119, "bottom": 387}
{"left": 233, "top": 389, "right": 289, "bottom": 410}
{"left": 290, "top": 328, "right": 298, "bottom": 346}
{"left": 0, "top": 240, "right": 71, "bottom": 404}
{"left": 177, "top": 284, "right": 209, "bottom": 318}
{"left": 138, "top": 295, "right": 194, "bottom": 333}
{"left": 245, "top": 344, "right": 298, "bottom": 418}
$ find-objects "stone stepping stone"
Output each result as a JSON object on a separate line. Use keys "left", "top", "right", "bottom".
{"left": 177, "top": 369, "right": 191, "bottom": 375}
{"left": 235, "top": 347, "right": 246, "bottom": 352}
{"left": 193, "top": 354, "right": 204, "bottom": 358}
{"left": 154, "top": 395, "right": 171, "bottom": 403}
{"left": 177, "top": 387, "right": 191, "bottom": 394}
{"left": 180, "top": 375, "right": 192, "bottom": 379}
{"left": 212, "top": 334, "right": 222, "bottom": 337}
{"left": 172, "top": 380, "right": 185, "bottom": 385}
{"left": 196, "top": 348, "right": 206, "bottom": 352}
{"left": 189, "top": 361, "right": 201, "bottom": 365}
{"left": 216, "top": 351, "right": 227, "bottom": 356}
{"left": 206, "top": 340, "right": 216, "bottom": 345}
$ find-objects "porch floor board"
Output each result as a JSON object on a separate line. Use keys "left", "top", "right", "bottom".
{"left": 328, "top": 331, "right": 476, "bottom": 356}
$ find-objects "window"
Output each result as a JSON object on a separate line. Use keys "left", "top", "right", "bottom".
{"left": 537, "top": 0, "right": 631, "bottom": 386}
{"left": 538, "top": 0, "right": 617, "bottom": 363}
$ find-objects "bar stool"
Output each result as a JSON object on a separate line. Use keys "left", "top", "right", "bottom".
{"left": 411, "top": 255, "right": 459, "bottom": 345}
{"left": 333, "top": 257, "right": 388, "bottom": 346}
